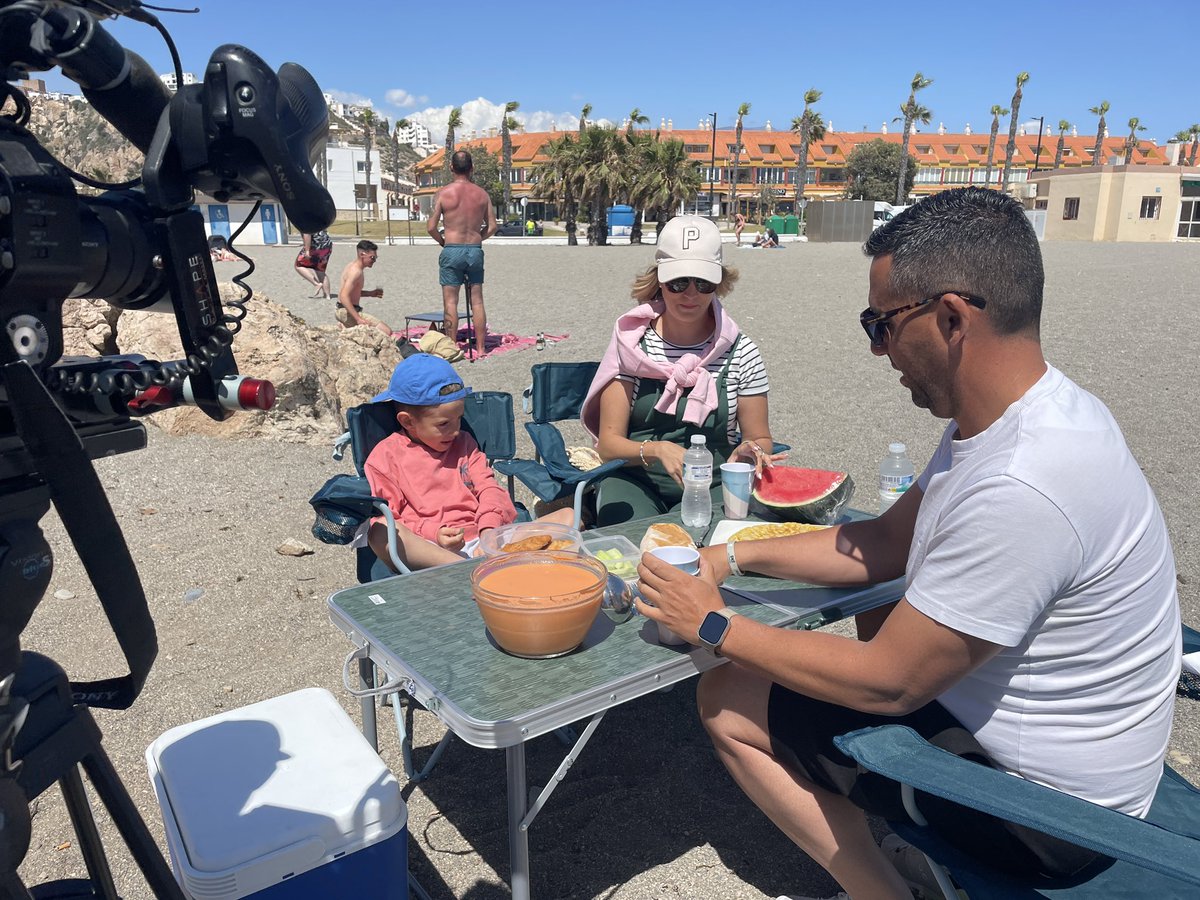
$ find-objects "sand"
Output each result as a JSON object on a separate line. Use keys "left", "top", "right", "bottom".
{"left": 14, "top": 237, "right": 1200, "bottom": 898}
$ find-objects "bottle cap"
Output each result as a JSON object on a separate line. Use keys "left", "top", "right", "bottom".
{"left": 889, "top": 442, "right": 907, "bottom": 454}
{"left": 691, "top": 435, "right": 706, "bottom": 446}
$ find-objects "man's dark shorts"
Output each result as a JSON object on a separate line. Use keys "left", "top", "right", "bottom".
{"left": 439, "top": 244, "right": 485, "bottom": 286}
{"left": 767, "top": 683, "right": 1109, "bottom": 881}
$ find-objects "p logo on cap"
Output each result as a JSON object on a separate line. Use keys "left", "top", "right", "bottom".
{"left": 655, "top": 215, "right": 724, "bottom": 286}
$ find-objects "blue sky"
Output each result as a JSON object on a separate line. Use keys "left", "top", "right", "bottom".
{"left": 36, "top": 1, "right": 1197, "bottom": 145}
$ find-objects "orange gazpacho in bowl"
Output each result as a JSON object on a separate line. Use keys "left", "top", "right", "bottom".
{"left": 471, "top": 551, "right": 607, "bottom": 658}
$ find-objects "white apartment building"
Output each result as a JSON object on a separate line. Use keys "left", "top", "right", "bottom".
{"left": 159, "top": 72, "right": 198, "bottom": 93}
{"left": 394, "top": 120, "right": 436, "bottom": 154}
{"left": 321, "top": 143, "right": 384, "bottom": 218}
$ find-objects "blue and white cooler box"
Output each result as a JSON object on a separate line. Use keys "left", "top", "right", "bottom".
{"left": 146, "top": 688, "right": 407, "bottom": 899}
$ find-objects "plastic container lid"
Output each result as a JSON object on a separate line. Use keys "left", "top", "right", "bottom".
{"left": 690, "top": 435, "right": 707, "bottom": 446}
{"left": 889, "top": 442, "right": 907, "bottom": 454}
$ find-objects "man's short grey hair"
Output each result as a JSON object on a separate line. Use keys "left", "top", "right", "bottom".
{"left": 863, "top": 187, "right": 1044, "bottom": 336}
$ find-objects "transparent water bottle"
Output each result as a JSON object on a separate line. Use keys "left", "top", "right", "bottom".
{"left": 681, "top": 435, "right": 714, "bottom": 528}
{"left": 878, "top": 442, "right": 915, "bottom": 513}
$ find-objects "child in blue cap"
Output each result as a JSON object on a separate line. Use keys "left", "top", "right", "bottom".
{"left": 363, "top": 354, "right": 572, "bottom": 571}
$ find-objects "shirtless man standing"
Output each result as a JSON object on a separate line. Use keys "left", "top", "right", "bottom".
{"left": 427, "top": 150, "right": 498, "bottom": 356}
{"left": 336, "top": 240, "right": 391, "bottom": 334}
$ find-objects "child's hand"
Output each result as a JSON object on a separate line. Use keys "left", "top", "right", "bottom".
{"left": 437, "top": 525, "right": 465, "bottom": 552}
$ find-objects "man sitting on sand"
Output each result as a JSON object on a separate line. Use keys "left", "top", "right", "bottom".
{"left": 336, "top": 240, "right": 392, "bottom": 335}
{"left": 427, "top": 150, "right": 498, "bottom": 357}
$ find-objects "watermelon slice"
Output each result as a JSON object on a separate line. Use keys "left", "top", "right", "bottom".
{"left": 749, "top": 466, "right": 855, "bottom": 525}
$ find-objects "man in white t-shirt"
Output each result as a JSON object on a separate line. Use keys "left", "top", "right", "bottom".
{"left": 635, "top": 186, "right": 1181, "bottom": 898}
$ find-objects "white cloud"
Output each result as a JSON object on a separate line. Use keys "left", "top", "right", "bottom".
{"left": 326, "top": 89, "right": 373, "bottom": 107}
{"left": 385, "top": 88, "right": 428, "bottom": 108}
{"left": 406, "top": 97, "right": 589, "bottom": 142}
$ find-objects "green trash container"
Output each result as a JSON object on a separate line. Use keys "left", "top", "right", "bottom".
{"left": 766, "top": 214, "right": 786, "bottom": 235}
{"left": 781, "top": 214, "right": 800, "bottom": 235}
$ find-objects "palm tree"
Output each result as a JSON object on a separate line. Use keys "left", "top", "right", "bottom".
{"left": 627, "top": 107, "right": 649, "bottom": 134}
{"left": 576, "top": 127, "right": 630, "bottom": 246}
{"left": 1052, "top": 120, "right": 1071, "bottom": 169}
{"left": 442, "top": 106, "right": 462, "bottom": 184}
{"left": 578, "top": 102, "right": 591, "bottom": 137}
{"left": 1089, "top": 101, "right": 1110, "bottom": 167}
{"left": 984, "top": 104, "right": 1009, "bottom": 186}
{"left": 360, "top": 108, "right": 377, "bottom": 217}
{"left": 790, "top": 88, "right": 824, "bottom": 225}
{"left": 393, "top": 118, "right": 410, "bottom": 212}
{"left": 636, "top": 138, "right": 704, "bottom": 235}
{"left": 895, "top": 72, "right": 933, "bottom": 204}
{"left": 500, "top": 100, "right": 519, "bottom": 216}
{"left": 624, "top": 123, "right": 655, "bottom": 244}
{"left": 730, "top": 102, "right": 751, "bottom": 219}
{"left": 999, "top": 72, "right": 1029, "bottom": 193}
{"left": 535, "top": 134, "right": 584, "bottom": 245}
{"left": 1124, "top": 116, "right": 1146, "bottom": 164}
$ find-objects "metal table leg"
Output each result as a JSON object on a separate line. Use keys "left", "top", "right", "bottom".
{"left": 506, "top": 742, "right": 530, "bottom": 900}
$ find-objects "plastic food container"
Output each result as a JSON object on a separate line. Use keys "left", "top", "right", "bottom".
{"left": 471, "top": 550, "right": 606, "bottom": 658}
{"left": 477, "top": 521, "right": 583, "bottom": 557}
{"left": 582, "top": 535, "right": 641, "bottom": 581}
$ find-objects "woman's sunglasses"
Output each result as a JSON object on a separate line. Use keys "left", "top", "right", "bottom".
{"left": 664, "top": 277, "right": 717, "bottom": 294}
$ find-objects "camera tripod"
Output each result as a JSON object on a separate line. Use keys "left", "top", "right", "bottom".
{"left": 0, "top": 485, "right": 183, "bottom": 900}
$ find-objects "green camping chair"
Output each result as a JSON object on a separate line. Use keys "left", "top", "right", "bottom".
{"left": 833, "top": 623, "right": 1200, "bottom": 898}
{"left": 493, "top": 362, "right": 625, "bottom": 529}
{"left": 310, "top": 390, "right": 528, "bottom": 582}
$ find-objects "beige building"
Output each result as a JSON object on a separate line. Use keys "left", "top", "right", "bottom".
{"left": 1028, "top": 165, "right": 1200, "bottom": 242}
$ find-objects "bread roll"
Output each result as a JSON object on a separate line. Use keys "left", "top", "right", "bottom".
{"left": 639, "top": 522, "right": 695, "bottom": 553}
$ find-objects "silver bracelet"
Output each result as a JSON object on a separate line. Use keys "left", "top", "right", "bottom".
{"left": 726, "top": 541, "right": 744, "bottom": 577}
{"left": 638, "top": 440, "right": 650, "bottom": 468}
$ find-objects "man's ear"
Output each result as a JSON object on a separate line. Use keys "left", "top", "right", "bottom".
{"left": 938, "top": 292, "right": 976, "bottom": 344}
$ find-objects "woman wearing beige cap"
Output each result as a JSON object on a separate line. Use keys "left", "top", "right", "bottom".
{"left": 580, "top": 215, "right": 781, "bottom": 526}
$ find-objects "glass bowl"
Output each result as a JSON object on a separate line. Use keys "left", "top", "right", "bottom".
{"left": 471, "top": 551, "right": 606, "bottom": 658}
{"left": 477, "top": 521, "right": 583, "bottom": 557}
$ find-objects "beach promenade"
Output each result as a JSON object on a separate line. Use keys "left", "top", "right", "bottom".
{"left": 17, "top": 239, "right": 1199, "bottom": 898}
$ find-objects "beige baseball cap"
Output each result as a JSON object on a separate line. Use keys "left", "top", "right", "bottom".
{"left": 655, "top": 215, "right": 724, "bottom": 284}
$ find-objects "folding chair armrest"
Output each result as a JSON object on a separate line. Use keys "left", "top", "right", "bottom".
{"left": 834, "top": 725, "right": 1200, "bottom": 886}
{"left": 577, "top": 458, "right": 625, "bottom": 486}
{"left": 370, "top": 500, "right": 412, "bottom": 575}
{"left": 332, "top": 430, "right": 352, "bottom": 462}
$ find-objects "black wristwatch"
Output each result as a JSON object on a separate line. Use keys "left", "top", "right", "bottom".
{"left": 697, "top": 607, "right": 740, "bottom": 655}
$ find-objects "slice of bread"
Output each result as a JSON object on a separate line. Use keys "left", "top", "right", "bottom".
{"left": 639, "top": 522, "right": 695, "bottom": 553}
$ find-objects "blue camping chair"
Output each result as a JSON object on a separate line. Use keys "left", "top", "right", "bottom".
{"left": 833, "top": 623, "right": 1200, "bottom": 899}
{"left": 493, "top": 362, "right": 625, "bottom": 529}
{"left": 310, "top": 390, "right": 527, "bottom": 582}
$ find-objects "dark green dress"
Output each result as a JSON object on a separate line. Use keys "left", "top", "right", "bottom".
{"left": 595, "top": 335, "right": 740, "bottom": 526}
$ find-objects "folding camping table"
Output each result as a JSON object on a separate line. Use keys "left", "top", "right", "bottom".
{"left": 328, "top": 510, "right": 903, "bottom": 900}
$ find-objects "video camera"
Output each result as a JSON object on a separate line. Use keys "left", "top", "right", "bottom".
{"left": 0, "top": 0, "right": 336, "bottom": 842}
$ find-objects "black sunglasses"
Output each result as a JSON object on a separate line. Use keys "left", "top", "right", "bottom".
{"left": 663, "top": 277, "right": 718, "bottom": 294}
{"left": 860, "top": 291, "right": 987, "bottom": 347}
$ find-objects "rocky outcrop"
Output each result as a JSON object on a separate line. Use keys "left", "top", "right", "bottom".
{"left": 25, "top": 95, "right": 143, "bottom": 184}
{"left": 60, "top": 286, "right": 402, "bottom": 444}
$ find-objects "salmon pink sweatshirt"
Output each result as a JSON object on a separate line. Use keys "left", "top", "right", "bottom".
{"left": 364, "top": 430, "right": 517, "bottom": 542}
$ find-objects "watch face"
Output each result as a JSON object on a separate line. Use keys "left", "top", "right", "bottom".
{"left": 698, "top": 611, "right": 729, "bottom": 646}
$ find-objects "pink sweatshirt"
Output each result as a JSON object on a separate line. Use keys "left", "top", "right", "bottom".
{"left": 364, "top": 430, "right": 517, "bottom": 542}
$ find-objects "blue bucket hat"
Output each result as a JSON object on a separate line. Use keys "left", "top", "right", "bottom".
{"left": 371, "top": 353, "right": 471, "bottom": 405}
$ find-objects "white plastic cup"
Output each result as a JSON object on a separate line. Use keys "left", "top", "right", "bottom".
{"left": 720, "top": 462, "right": 754, "bottom": 520}
{"left": 645, "top": 546, "right": 700, "bottom": 644}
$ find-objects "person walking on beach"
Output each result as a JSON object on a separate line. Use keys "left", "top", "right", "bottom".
{"left": 336, "top": 240, "right": 391, "bottom": 334}
{"left": 295, "top": 230, "right": 334, "bottom": 299}
{"left": 734, "top": 212, "right": 746, "bottom": 246}
{"left": 427, "top": 150, "right": 498, "bottom": 357}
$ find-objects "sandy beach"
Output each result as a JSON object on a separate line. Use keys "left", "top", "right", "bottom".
{"left": 16, "top": 237, "right": 1200, "bottom": 898}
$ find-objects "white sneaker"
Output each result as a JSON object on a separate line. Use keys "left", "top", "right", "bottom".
{"left": 880, "top": 833, "right": 958, "bottom": 898}
{"left": 774, "top": 894, "right": 849, "bottom": 900}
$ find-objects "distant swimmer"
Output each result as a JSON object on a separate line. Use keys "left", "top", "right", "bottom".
{"left": 427, "top": 150, "right": 498, "bottom": 357}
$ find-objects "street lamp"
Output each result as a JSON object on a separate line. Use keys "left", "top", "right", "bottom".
{"left": 1032, "top": 115, "right": 1045, "bottom": 174}
{"left": 708, "top": 112, "right": 717, "bottom": 217}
